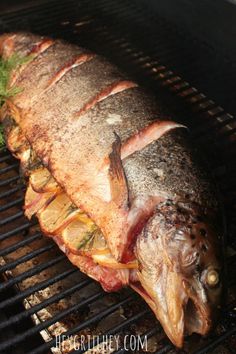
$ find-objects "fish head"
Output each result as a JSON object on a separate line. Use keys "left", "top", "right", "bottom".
{"left": 134, "top": 200, "right": 222, "bottom": 347}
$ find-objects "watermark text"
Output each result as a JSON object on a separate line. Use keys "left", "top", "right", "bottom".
{"left": 54, "top": 334, "right": 148, "bottom": 352}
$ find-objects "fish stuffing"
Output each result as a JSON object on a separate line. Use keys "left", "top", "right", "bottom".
{"left": 0, "top": 32, "right": 222, "bottom": 347}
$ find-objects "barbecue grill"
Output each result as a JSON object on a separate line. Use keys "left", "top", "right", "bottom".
{"left": 0, "top": 0, "right": 236, "bottom": 353}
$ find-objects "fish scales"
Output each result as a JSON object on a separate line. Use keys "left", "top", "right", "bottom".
{"left": 12, "top": 41, "right": 89, "bottom": 108}
{"left": 0, "top": 32, "right": 42, "bottom": 59}
{"left": 124, "top": 130, "right": 218, "bottom": 211}
{"left": 6, "top": 38, "right": 182, "bottom": 259}
{"left": 0, "top": 33, "right": 222, "bottom": 348}
{"left": 14, "top": 58, "right": 132, "bottom": 162}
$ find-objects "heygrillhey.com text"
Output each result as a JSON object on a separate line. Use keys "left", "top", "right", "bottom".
{"left": 54, "top": 334, "right": 148, "bottom": 352}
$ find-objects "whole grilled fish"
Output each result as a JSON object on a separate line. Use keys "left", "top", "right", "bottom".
{"left": 0, "top": 32, "right": 222, "bottom": 347}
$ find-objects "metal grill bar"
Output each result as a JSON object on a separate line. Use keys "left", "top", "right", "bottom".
{"left": 0, "top": 221, "right": 34, "bottom": 242}
{"left": 113, "top": 327, "right": 159, "bottom": 354}
{"left": 0, "top": 211, "right": 24, "bottom": 226}
{"left": 154, "top": 345, "right": 173, "bottom": 354}
{"left": 72, "top": 309, "right": 150, "bottom": 354}
{"left": 0, "top": 291, "right": 105, "bottom": 352}
{"left": 73, "top": 19, "right": 233, "bottom": 134}
{"left": 97, "top": 9, "right": 232, "bottom": 119}
{"left": 0, "top": 175, "right": 20, "bottom": 187}
{"left": 0, "top": 244, "right": 55, "bottom": 272}
{"left": 26, "top": 296, "right": 133, "bottom": 354}
{"left": 0, "top": 278, "right": 91, "bottom": 330}
{"left": 0, "top": 254, "right": 65, "bottom": 292}
{"left": 193, "top": 327, "right": 236, "bottom": 354}
{"left": 0, "top": 162, "right": 19, "bottom": 174}
{"left": 2, "top": 0, "right": 73, "bottom": 21}
{"left": 0, "top": 1, "right": 235, "bottom": 353}
{"left": 0, "top": 197, "right": 24, "bottom": 212}
{"left": 0, "top": 268, "right": 78, "bottom": 310}
{"left": 0, "top": 154, "right": 12, "bottom": 163}
{"left": 0, "top": 232, "right": 42, "bottom": 257}
{"left": 92, "top": 3, "right": 190, "bottom": 63}
{"left": 2, "top": 8, "right": 72, "bottom": 36}
{"left": 0, "top": 185, "right": 24, "bottom": 199}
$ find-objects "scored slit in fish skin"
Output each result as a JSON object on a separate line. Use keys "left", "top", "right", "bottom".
{"left": 0, "top": 32, "right": 223, "bottom": 348}
{"left": 11, "top": 42, "right": 93, "bottom": 108}
{"left": 42, "top": 87, "right": 182, "bottom": 261}
{"left": 0, "top": 33, "right": 55, "bottom": 89}
{"left": 0, "top": 32, "right": 50, "bottom": 60}
{"left": 4, "top": 35, "right": 182, "bottom": 260}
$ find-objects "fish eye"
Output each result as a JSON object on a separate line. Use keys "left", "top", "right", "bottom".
{"left": 205, "top": 269, "right": 220, "bottom": 288}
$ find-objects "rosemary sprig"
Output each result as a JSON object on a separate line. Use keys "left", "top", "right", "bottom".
{"left": 77, "top": 225, "right": 98, "bottom": 250}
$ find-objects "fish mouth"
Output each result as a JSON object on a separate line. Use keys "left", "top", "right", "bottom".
{"left": 184, "top": 295, "right": 211, "bottom": 336}
{"left": 131, "top": 272, "right": 212, "bottom": 348}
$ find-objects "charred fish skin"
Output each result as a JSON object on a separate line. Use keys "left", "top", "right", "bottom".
{"left": 0, "top": 32, "right": 222, "bottom": 348}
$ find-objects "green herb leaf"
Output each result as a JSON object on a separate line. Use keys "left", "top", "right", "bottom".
{"left": 0, "top": 53, "right": 31, "bottom": 146}
{"left": 77, "top": 225, "right": 98, "bottom": 250}
{"left": 0, "top": 53, "right": 31, "bottom": 106}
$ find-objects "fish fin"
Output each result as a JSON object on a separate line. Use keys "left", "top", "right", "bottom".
{"left": 108, "top": 132, "right": 129, "bottom": 209}
{"left": 120, "top": 194, "right": 167, "bottom": 262}
{"left": 100, "top": 120, "right": 186, "bottom": 170}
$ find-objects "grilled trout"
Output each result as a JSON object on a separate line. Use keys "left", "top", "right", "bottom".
{"left": 0, "top": 32, "right": 222, "bottom": 347}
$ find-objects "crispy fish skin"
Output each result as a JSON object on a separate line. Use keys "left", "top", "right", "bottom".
{"left": 12, "top": 41, "right": 91, "bottom": 108}
{"left": 2, "top": 33, "right": 183, "bottom": 260}
{"left": 124, "top": 129, "right": 217, "bottom": 210}
{"left": 0, "top": 33, "right": 222, "bottom": 348}
{"left": 0, "top": 32, "right": 42, "bottom": 59}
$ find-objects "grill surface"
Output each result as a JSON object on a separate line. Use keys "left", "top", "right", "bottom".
{"left": 0, "top": 0, "right": 236, "bottom": 353}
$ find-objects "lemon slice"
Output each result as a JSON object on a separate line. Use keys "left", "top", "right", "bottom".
{"left": 6, "top": 124, "right": 33, "bottom": 171}
{"left": 37, "top": 192, "right": 80, "bottom": 234}
{"left": 85, "top": 230, "right": 110, "bottom": 255}
{"left": 7, "top": 124, "right": 28, "bottom": 153}
{"left": 24, "top": 184, "right": 56, "bottom": 219}
{"left": 92, "top": 253, "right": 138, "bottom": 269}
{"left": 30, "top": 167, "right": 61, "bottom": 193}
{"left": 62, "top": 220, "right": 97, "bottom": 253}
{"left": 20, "top": 148, "right": 42, "bottom": 176}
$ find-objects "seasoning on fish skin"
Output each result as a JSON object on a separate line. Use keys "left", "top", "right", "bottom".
{"left": 0, "top": 32, "right": 222, "bottom": 348}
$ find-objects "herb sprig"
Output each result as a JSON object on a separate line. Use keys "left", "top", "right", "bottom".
{"left": 0, "top": 54, "right": 30, "bottom": 106}
{"left": 0, "top": 53, "right": 31, "bottom": 146}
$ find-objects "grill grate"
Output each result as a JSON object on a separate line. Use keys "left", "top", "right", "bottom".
{"left": 0, "top": 0, "right": 236, "bottom": 353}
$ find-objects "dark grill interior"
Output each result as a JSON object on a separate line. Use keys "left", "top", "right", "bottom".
{"left": 0, "top": 0, "right": 236, "bottom": 353}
